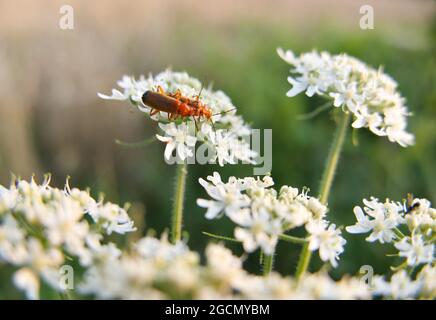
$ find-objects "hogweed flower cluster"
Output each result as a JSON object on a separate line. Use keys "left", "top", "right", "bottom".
{"left": 347, "top": 196, "right": 435, "bottom": 266}
{"left": 0, "top": 176, "right": 136, "bottom": 299}
{"left": 74, "top": 233, "right": 435, "bottom": 299}
{"left": 277, "top": 48, "right": 414, "bottom": 147}
{"left": 1, "top": 177, "right": 433, "bottom": 299}
{"left": 0, "top": 47, "right": 430, "bottom": 300}
{"left": 197, "top": 172, "right": 346, "bottom": 267}
{"left": 347, "top": 196, "right": 435, "bottom": 299}
{"left": 99, "top": 70, "right": 256, "bottom": 165}
{"left": 371, "top": 267, "right": 435, "bottom": 299}
{"left": 80, "top": 234, "right": 371, "bottom": 299}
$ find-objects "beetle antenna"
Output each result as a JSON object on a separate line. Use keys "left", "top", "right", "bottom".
{"left": 195, "top": 85, "right": 204, "bottom": 103}
{"left": 212, "top": 108, "right": 237, "bottom": 117}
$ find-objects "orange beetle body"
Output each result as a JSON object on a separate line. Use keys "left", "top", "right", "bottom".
{"left": 141, "top": 86, "right": 212, "bottom": 122}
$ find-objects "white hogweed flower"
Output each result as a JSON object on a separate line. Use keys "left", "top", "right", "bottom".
{"left": 416, "top": 265, "right": 436, "bottom": 299}
{"left": 346, "top": 197, "right": 403, "bottom": 243}
{"left": 13, "top": 268, "right": 40, "bottom": 300}
{"left": 296, "top": 272, "right": 370, "bottom": 299}
{"left": 204, "top": 243, "right": 246, "bottom": 290}
{"left": 306, "top": 221, "right": 346, "bottom": 268}
{"left": 98, "top": 70, "right": 256, "bottom": 165}
{"left": 80, "top": 234, "right": 372, "bottom": 300}
{"left": 0, "top": 176, "right": 136, "bottom": 299}
{"left": 394, "top": 235, "right": 434, "bottom": 267}
{"left": 234, "top": 208, "right": 282, "bottom": 255}
{"left": 347, "top": 195, "right": 435, "bottom": 273}
{"left": 197, "top": 172, "right": 346, "bottom": 267}
{"left": 277, "top": 48, "right": 414, "bottom": 147}
{"left": 156, "top": 122, "right": 197, "bottom": 161}
{"left": 372, "top": 270, "right": 422, "bottom": 299}
{"left": 197, "top": 172, "right": 251, "bottom": 220}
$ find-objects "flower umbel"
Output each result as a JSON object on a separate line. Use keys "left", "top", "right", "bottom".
{"left": 347, "top": 196, "right": 435, "bottom": 270}
{"left": 197, "top": 172, "right": 346, "bottom": 267}
{"left": 277, "top": 48, "right": 414, "bottom": 147}
{"left": 0, "top": 176, "right": 136, "bottom": 299}
{"left": 99, "top": 70, "right": 256, "bottom": 165}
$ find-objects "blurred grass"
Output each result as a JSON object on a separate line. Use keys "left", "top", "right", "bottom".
{"left": 0, "top": 1, "right": 435, "bottom": 297}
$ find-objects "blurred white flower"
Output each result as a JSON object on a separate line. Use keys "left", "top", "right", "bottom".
{"left": 416, "top": 265, "right": 436, "bottom": 298}
{"left": 79, "top": 234, "right": 375, "bottom": 300}
{"left": 0, "top": 176, "right": 136, "bottom": 299}
{"left": 394, "top": 235, "right": 434, "bottom": 266}
{"left": 278, "top": 48, "right": 414, "bottom": 147}
{"left": 0, "top": 185, "right": 19, "bottom": 211}
{"left": 13, "top": 268, "right": 40, "bottom": 300}
{"left": 97, "top": 89, "right": 126, "bottom": 100}
{"left": 99, "top": 70, "right": 256, "bottom": 165}
{"left": 80, "top": 235, "right": 198, "bottom": 299}
{"left": 297, "top": 272, "right": 370, "bottom": 299}
{"left": 372, "top": 270, "right": 422, "bottom": 299}
{"left": 205, "top": 243, "right": 245, "bottom": 288}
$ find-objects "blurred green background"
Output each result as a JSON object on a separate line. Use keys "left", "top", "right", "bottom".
{"left": 0, "top": 0, "right": 435, "bottom": 298}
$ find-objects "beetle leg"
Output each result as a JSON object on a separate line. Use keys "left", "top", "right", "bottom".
{"left": 156, "top": 85, "right": 165, "bottom": 94}
{"left": 174, "top": 89, "right": 182, "bottom": 100}
{"left": 195, "top": 85, "right": 204, "bottom": 103}
{"left": 192, "top": 116, "right": 199, "bottom": 132}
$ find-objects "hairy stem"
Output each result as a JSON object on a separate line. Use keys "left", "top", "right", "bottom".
{"left": 295, "top": 242, "right": 311, "bottom": 280}
{"left": 295, "top": 111, "right": 350, "bottom": 280}
{"left": 318, "top": 111, "right": 351, "bottom": 204}
{"left": 262, "top": 252, "right": 274, "bottom": 276}
{"left": 171, "top": 163, "right": 188, "bottom": 244}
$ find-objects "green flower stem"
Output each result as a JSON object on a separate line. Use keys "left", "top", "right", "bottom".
{"left": 279, "top": 234, "right": 307, "bottom": 244}
{"left": 202, "top": 231, "right": 241, "bottom": 243}
{"left": 59, "top": 290, "right": 74, "bottom": 300}
{"left": 295, "top": 242, "right": 311, "bottom": 280}
{"left": 394, "top": 227, "right": 406, "bottom": 240}
{"left": 262, "top": 252, "right": 274, "bottom": 276}
{"left": 318, "top": 111, "right": 351, "bottom": 204}
{"left": 171, "top": 163, "right": 188, "bottom": 244}
{"left": 296, "top": 101, "right": 331, "bottom": 120}
{"left": 295, "top": 111, "right": 351, "bottom": 280}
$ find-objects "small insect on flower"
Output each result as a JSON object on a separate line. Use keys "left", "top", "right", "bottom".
{"left": 406, "top": 193, "right": 420, "bottom": 213}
